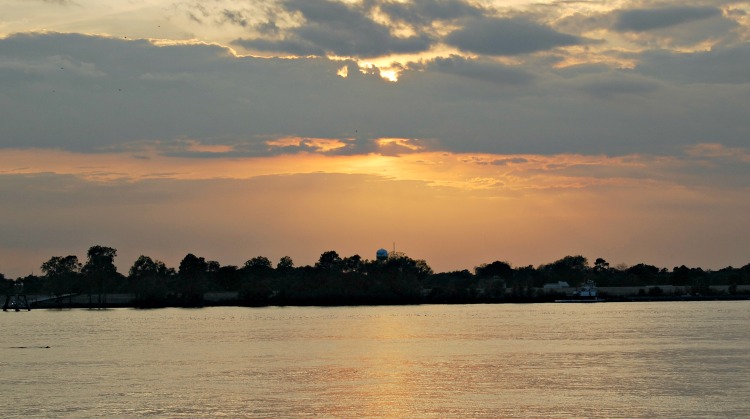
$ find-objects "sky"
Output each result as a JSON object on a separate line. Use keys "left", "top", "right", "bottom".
{"left": 2, "top": 0, "right": 750, "bottom": 277}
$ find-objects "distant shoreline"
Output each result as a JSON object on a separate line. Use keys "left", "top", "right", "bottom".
{"left": 19, "top": 291, "right": 750, "bottom": 310}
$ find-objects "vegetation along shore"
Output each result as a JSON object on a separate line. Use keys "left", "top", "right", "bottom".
{"left": 3, "top": 245, "right": 750, "bottom": 309}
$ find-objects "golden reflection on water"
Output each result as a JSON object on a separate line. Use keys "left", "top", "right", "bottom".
{"left": 1, "top": 303, "right": 749, "bottom": 417}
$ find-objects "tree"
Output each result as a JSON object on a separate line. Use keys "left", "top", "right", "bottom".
{"left": 243, "top": 256, "right": 274, "bottom": 281}
{"left": 216, "top": 265, "right": 242, "bottom": 291}
{"left": 370, "top": 253, "right": 432, "bottom": 299}
{"left": 540, "top": 255, "right": 589, "bottom": 284}
{"left": 415, "top": 259, "right": 434, "bottom": 277}
{"left": 593, "top": 258, "right": 610, "bottom": 273}
{"left": 82, "top": 245, "right": 118, "bottom": 308}
{"left": 277, "top": 256, "right": 294, "bottom": 271}
{"left": 41, "top": 255, "right": 82, "bottom": 297}
{"left": 0, "top": 273, "right": 10, "bottom": 296}
{"left": 128, "top": 255, "right": 172, "bottom": 306}
{"left": 475, "top": 261, "right": 513, "bottom": 279}
{"left": 626, "top": 263, "right": 661, "bottom": 286}
{"left": 342, "top": 255, "right": 364, "bottom": 274}
{"left": 41, "top": 255, "right": 82, "bottom": 278}
{"left": 239, "top": 256, "right": 275, "bottom": 301}
{"left": 672, "top": 265, "right": 692, "bottom": 287}
{"left": 316, "top": 251, "right": 342, "bottom": 271}
{"left": 207, "top": 260, "right": 221, "bottom": 276}
{"left": 129, "top": 255, "right": 164, "bottom": 278}
{"left": 177, "top": 253, "right": 208, "bottom": 306}
{"left": 511, "top": 265, "right": 542, "bottom": 296}
{"left": 244, "top": 256, "right": 272, "bottom": 270}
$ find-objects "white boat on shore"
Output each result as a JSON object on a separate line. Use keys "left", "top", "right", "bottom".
{"left": 555, "top": 280, "right": 605, "bottom": 303}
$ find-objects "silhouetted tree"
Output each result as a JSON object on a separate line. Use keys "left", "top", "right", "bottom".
{"left": 593, "top": 258, "right": 610, "bottom": 273}
{"left": 82, "top": 245, "right": 118, "bottom": 308}
{"left": 41, "top": 255, "right": 82, "bottom": 298}
{"left": 511, "top": 265, "right": 540, "bottom": 297}
{"left": 128, "top": 255, "right": 172, "bottom": 307}
{"left": 244, "top": 256, "right": 272, "bottom": 270}
{"left": 215, "top": 265, "right": 242, "bottom": 291}
{"left": 0, "top": 273, "right": 11, "bottom": 296}
{"left": 342, "top": 255, "right": 364, "bottom": 274}
{"left": 19, "top": 245, "right": 750, "bottom": 307}
{"left": 427, "top": 270, "right": 476, "bottom": 303}
{"left": 475, "top": 261, "right": 513, "bottom": 279}
{"left": 207, "top": 260, "right": 221, "bottom": 287}
{"left": 239, "top": 256, "right": 275, "bottom": 303}
{"left": 277, "top": 256, "right": 294, "bottom": 272}
{"left": 238, "top": 277, "right": 273, "bottom": 305}
{"left": 672, "top": 265, "right": 691, "bottom": 287}
{"left": 243, "top": 256, "right": 274, "bottom": 280}
{"left": 316, "top": 251, "right": 342, "bottom": 272}
{"left": 540, "top": 255, "right": 589, "bottom": 284}
{"left": 626, "top": 263, "right": 661, "bottom": 286}
{"left": 177, "top": 253, "right": 208, "bottom": 306}
{"left": 368, "top": 253, "right": 432, "bottom": 300}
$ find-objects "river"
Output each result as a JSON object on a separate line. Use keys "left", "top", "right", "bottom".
{"left": 2, "top": 301, "right": 749, "bottom": 417}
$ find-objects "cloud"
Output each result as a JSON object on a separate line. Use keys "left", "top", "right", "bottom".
{"left": 414, "top": 55, "right": 534, "bottom": 85}
{"left": 444, "top": 16, "right": 583, "bottom": 56}
{"left": 573, "top": 71, "right": 661, "bottom": 99}
{"left": 373, "top": 138, "right": 431, "bottom": 156}
{"left": 636, "top": 43, "right": 750, "bottom": 84}
{"left": 235, "top": 0, "right": 434, "bottom": 57}
{"left": 266, "top": 137, "right": 351, "bottom": 154}
{"left": 613, "top": 6, "right": 722, "bottom": 32}
{"left": 3, "top": 29, "right": 750, "bottom": 158}
{"left": 0, "top": 32, "right": 366, "bottom": 152}
{"left": 379, "top": 0, "right": 485, "bottom": 27}
{"left": 232, "top": 37, "right": 326, "bottom": 56}
{"left": 221, "top": 9, "right": 249, "bottom": 28}
{"left": 490, "top": 157, "right": 528, "bottom": 166}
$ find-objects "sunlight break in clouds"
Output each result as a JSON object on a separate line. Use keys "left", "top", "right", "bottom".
{"left": 2, "top": 146, "right": 750, "bottom": 278}
{"left": 0, "top": 146, "right": 675, "bottom": 191}
{"left": 267, "top": 137, "right": 350, "bottom": 153}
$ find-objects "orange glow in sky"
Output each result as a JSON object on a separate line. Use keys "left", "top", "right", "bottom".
{"left": 2, "top": 144, "right": 749, "bottom": 276}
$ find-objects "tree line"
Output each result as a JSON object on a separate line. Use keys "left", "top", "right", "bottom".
{"left": 2, "top": 247, "right": 750, "bottom": 307}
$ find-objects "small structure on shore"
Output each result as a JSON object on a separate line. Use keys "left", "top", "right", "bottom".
{"left": 555, "top": 280, "right": 605, "bottom": 303}
{"left": 3, "top": 281, "right": 30, "bottom": 312}
{"left": 575, "top": 280, "right": 598, "bottom": 298}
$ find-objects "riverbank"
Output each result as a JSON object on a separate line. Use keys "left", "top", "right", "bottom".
{"left": 14, "top": 287, "right": 750, "bottom": 309}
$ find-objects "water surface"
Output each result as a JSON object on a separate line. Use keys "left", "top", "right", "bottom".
{"left": 2, "top": 302, "right": 749, "bottom": 417}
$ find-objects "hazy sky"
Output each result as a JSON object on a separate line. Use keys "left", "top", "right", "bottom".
{"left": 2, "top": 0, "right": 750, "bottom": 277}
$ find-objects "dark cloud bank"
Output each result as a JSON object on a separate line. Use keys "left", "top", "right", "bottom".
{"left": 1, "top": 0, "right": 750, "bottom": 156}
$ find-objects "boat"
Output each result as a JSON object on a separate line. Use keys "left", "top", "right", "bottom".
{"left": 555, "top": 280, "right": 605, "bottom": 303}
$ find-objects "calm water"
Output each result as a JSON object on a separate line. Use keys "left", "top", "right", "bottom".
{"left": 2, "top": 302, "right": 749, "bottom": 418}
